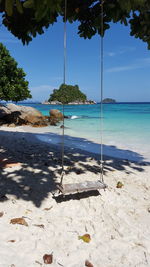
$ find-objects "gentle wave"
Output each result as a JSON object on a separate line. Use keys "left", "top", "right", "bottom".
{"left": 70, "top": 115, "right": 80, "bottom": 119}
{"left": 70, "top": 115, "right": 100, "bottom": 119}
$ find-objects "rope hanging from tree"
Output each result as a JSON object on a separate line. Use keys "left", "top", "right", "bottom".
{"left": 100, "top": 0, "right": 104, "bottom": 183}
{"left": 60, "top": 0, "right": 67, "bottom": 186}
{"left": 59, "top": 0, "right": 105, "bottom": 189}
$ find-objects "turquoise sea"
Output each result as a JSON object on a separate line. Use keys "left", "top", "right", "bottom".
{"left": 23, "top": 103, "right": 150, "bottom": 162}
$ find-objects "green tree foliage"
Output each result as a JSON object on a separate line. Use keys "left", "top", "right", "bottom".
{"left": 49, "top": 84, "right": 87, "bottom": 104}
{"left": 0, "top": 0, "right": 150, "bottom": 48}
{"left": 0, "top": 43, "right": 32, "bottom": 101}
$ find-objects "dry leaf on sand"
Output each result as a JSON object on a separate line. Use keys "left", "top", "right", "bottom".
{"left": 10, "top": 217, "right": 28, "bottom": 226}
{"left": 33, "top": 224, "right": 44, "bottom": 229}
{"left": 78, "top": 234, "right": 91, "bottom": 243}
{"left": 116, "top": 181, "right": 124, "bottom": 188}
{"left": 0, "top": 212, "right": 4, "bottom": 217}
{"left": 85, "top": 260, "right": 94, "bottom": 267}
{"left": 43, "top": 206, "right": 53, "bottom": 211}
{"left": 43, "top": 254, "right": 53, "bottom": 264}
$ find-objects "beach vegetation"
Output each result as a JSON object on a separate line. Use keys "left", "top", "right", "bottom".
{"left": 0, "top": 0, "right": 150, "bottom": 48}
{"left": 0, "top": 43, "right": 32, "bottom": 102}
{"left": 49, "top": 84, "right": 87, "bottom": 104}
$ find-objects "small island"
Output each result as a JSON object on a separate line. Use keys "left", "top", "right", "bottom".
{"left": 43, "top": 84, "right": 96, "bottom": 105}
{"left": 102, "top": 98, "right": 116, "bottom": 103}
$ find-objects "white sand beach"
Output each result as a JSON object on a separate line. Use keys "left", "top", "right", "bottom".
{"left": 0, "top": 126, "right": 150, "bottom": 267}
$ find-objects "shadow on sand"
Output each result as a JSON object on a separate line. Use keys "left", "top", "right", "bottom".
{"left": 0, "top": 130, "right": 149, "bottom": 206}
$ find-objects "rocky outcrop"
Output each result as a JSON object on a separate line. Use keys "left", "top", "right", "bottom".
{"left": 0, "top": 104, "right": 11, "bottom": 118}
{"left": 50, "top": 101, "right": 61, "bottom": 105}
{"left": 0, "top": 104, "right": 65, "bottom": 127}
{"left": 0, "top": 104, "right": 48, "bottom": 127}
{"left": 42, "top": 101, "right": 50, "bottom": 104}
{"left": 42, "top": 100, "right": 96, "bottom": 105}
{"left": 67, "top": 100, "right": 96, "bottom": 105}
{"left": 42, "top": 101, "right": 61, "bottom": 105}
{"left": 49, "top": 109, "right": 63, "bottom": 126}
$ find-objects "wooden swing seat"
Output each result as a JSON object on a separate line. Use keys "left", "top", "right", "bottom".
{"left": 57, "top": 180, "right": 107, "bottom": 195}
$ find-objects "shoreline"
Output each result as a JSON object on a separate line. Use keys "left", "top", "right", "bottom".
{"left": 0, "top": 125, "right": 149, "bottom": 163}
{"left": 0, "top": 126, "right": 150, "bottom": 266}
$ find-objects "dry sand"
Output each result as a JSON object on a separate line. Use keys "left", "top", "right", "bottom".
{"left": 0, "top": 126, "right": 150, "bottom": 267}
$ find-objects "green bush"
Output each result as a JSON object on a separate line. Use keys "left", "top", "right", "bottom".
{"left": 0, "top": 43, "right": 31, "bottom": 102}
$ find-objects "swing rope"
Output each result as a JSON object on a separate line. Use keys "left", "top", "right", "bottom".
{"left": 60, "top": 0, "right": 105, "bottom": 187}
{"left": 60, "top": 0, "right": 67, "bottom": 186}
{"left": 100, "top": 0, "right": 104, "bottom": 183}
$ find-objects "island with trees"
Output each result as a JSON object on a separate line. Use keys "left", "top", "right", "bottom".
{"left": 47, "top": 84, "right": 96, "bottom": 105}
{"left": 102, "top": 98, "right": 116, "bottom": 103}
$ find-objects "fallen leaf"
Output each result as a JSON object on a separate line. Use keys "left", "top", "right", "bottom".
{"left": 26, "top": 209, "right": 32, "bottom": 212}
{"left": 85, "top": 260, "right": 94, "bottom": 267}
{"left": 0, "top": 212, "right": 4, "bottom": 217}
{"left": 78, "top": 234, "right": 91, "bottom": 243}
{"left": 57, "top": 262, "right": 64, "bottom": 266}
{"left": 43, "top": 254, "right": 53, "bottom": 264}
{"left": 116, "top": 181, "right": 124, "bottom": 188}
{"left": 10, "top": 217, "right": 28, "bottom": 226}
{"left": 33, "top": 224, "right": 44, "bottom": 229}
{"left": 35, "top": 260, "right": 42, "bottom": 266}
{"left": 43, "top": 206, "right": 53, "bottom": 211}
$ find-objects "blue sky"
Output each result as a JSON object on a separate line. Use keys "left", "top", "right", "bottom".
{"left": 0, "top": 16, "right": 150, "bottom": 102}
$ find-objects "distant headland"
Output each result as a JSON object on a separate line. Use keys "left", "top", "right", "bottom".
{"left": 102, "top": 98, "right": 116, "bottom": 103}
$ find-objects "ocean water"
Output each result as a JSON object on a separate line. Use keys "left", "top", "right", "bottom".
{"left": 23, "top": 103, "right": 150, "bottom": 162}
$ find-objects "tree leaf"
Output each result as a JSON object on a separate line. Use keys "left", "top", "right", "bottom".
{"left": 5, "top": 0, "right": 14, "bottom": 16}
{"left": 16, "top": 0, "right": 23, "bottom": 14}
{"left": 85, "top": 260, "right": 94, "bottom": 267}
{"left": 116, "top": 181, "right": 124, "bottom": 188}
{"left": 0, "top": 212, "right": 4, "bottom": 217}
{"left": 33, "top": 224, "right": 44, "bottom": 229}
{"left": 78, "top": 234, "right": 91, "bottom": 243}
{"left": 10, "top": 217, "right": 28, "bottom": 226}
{"left": 43, "top": 254, "right": 53, "bottom": 264}
{"left": 23, "top": 0, "right": 34, "bottom": 9}
{"left": 0, "top": 43, "right": 31, "bottom": 101}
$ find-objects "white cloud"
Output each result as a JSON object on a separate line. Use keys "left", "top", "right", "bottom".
{"left": 106, "top": 57, "right": 150, "bottom": 73}
{"left": 107, "top": 65, "right": 139, "bottom": 73}
{"left": 106, "top": 46, "right": 136, "bottom": 57}
{"left": 107, "top": 52, "right": 116, "bottom": 57}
